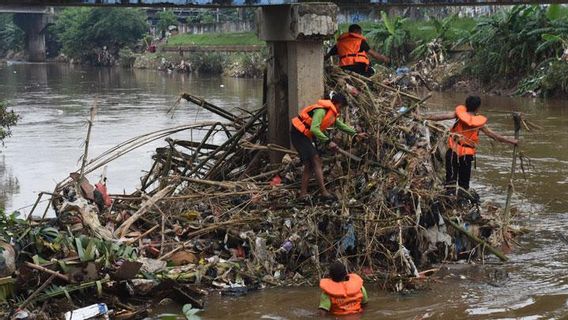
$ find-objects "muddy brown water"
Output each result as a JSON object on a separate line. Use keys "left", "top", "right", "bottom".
{"left": 1, "top": 63, "right": 568, "bottom": 319}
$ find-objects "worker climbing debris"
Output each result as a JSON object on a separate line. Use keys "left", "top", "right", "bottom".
{"left": 290, "top": 92, "right": 367, "bottom": 201}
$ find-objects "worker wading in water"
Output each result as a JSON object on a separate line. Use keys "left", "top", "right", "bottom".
{"left": 290, "top": 93, "right": 367, "bottom": 200}
{"left": 318, "top": 261, "right": 368, "bottom": 316}
{"left": 425, "top": 96, "right": 518, "bottom": 196}
{"left": 325, "top": 24, "right": 390, "bottom": 77}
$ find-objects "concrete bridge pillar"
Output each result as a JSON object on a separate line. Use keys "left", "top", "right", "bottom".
{"left": 257, "top": 3, "right": 337, "bottom": 162}
{"left": 14, "top": 13, "right": 49, "bottom": 62}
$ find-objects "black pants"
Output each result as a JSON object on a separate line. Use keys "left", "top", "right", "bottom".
{"left": 445, "top": 150, "right": 473, "bottom": 191}
{"left": 341, "top": 63, "right": 374, "bottom": 77}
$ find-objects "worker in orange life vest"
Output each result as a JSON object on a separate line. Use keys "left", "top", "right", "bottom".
{"left": 290, "top": 93, "right": 367, "bottom": 200}
{"left": 324, "top": 24, "right": 389, "bottom": 77}
{"left": 425, "top": 96, "right": 518, "bottom": 193}
{"left": 319, "top": 261, "right": 368, "bottom": 316}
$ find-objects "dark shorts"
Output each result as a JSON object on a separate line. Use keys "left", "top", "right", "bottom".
{"left": 290, "top": 126, "right": 318, "bottom": 163}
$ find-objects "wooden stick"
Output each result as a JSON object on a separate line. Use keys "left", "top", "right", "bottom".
{"left": 389, "top": 93, "right": 432, "bottom": 125}
{"left": 80, "top": 104, "right": 97, "bottom": 182}
{"left": 19, "top": 274, "right": 56, "bottom": 309}
{"left": 503, "top": 112, "right": 522, "bottom": 228}
{"left": 114, "top": 186, "right": 174, "bottom": 238}
{"left": 444, "top": 218, "right": 508, "bottom": 262}
{"left": 125, "top": 225, "right": 160, "bottom": 245}
{"left": 24, "top": 262, "right": 71, "bottom": 282}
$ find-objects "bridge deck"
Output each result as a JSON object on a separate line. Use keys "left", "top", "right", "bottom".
{"left": 2, "top": 0, "right": 567, "bottom": 7}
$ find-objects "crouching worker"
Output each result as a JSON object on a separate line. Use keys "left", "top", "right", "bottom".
{"left": 290, "top": 93, "right": 367, "bottom": 200}
{"left": 425, "top": 96, "right": 518, "bottom": 196}
{"left": 319, "top": 261, "right": 368, "bottom": 316}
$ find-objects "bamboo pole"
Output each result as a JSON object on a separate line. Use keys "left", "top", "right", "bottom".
{"left": 444, "top": 218, "right": 508, "bottom": 262}
{"left": 503, "top": 113, "right": 522, "bottom": 228}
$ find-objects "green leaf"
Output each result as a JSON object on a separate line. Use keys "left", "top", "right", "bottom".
{"left": 542, "top": 33, "right": 562, "bottom": 42}
{"left": 381, "top": 11, "right": 395, "bottom": 35}
{"left": 547, "top": 4, "right": 563, "bottom": 21}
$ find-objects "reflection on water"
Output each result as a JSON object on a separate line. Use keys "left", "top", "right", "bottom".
{"left": 0, "top": 63, "right": 262, "bottom": 214}
{"left": 2, "top": 63, "right": 568, "bottom": 319}
{"left": 0, "top": 155, "right": 19, "bottom": 210}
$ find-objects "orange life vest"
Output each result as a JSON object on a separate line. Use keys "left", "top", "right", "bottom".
{"left": 448, "top": 105, "right": 488, "bottom": 156}
{"left": 319, "top": 273, "right": 364, "bottom": 316}
{"left": 291, "top": 100, "right": 338, "bottom": 139}
{"left": 337, "top": 33, "right": 370, "bottom": 67}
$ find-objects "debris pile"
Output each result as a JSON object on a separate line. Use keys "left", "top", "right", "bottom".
{"left": 0, "top": 67, "right": 515, "bottom": 319}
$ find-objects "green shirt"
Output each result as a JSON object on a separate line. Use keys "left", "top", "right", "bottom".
{"left": 310, "top": 108, "right": 357, "bottom": 142}
{"left": 318, "top": 286, "right": 368, "bottom": 311}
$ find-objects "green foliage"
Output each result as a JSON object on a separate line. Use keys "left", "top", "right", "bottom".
{"left": 67, "top": 234, "right": 137, "bottom": 267}
{"left": 52, "top": 8, "right": 148, "bottom": 64}
{"left": 157, "top": 10, "right": 178, "bottom": 33}
{"left": 410, "top": 15, "right": 466, "bottom": 59}
{"left": 225, "top": 52, "right": 265, "bottom": 78}
{"left": 0, "top": 210, "right": 26, "bottom": 244}
{"left": 118, "top": 48, "right": 137, "bottom": 68}
{"left": 367, "top": 11, "right": 412, "bottom": 65}
{"left": 459, "top": 5, "right": 568, "bottom": 84}
{"left": 0, "top": 14, "right": 24, "bottom": 57}
{"left": 188, "top": 52, "right": 225, "bottom": 74}
{"left": 166, "top": 32, "right": 264, "bottom": 47}
{"left": 517, "top": 60, "right": 568, "bottom": 97}
{"left": 0, "top": 102, "right": 19, "bottom": 145}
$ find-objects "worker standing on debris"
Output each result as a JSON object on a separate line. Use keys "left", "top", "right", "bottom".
{"left": 290, "top": 93, "right": 366, "bottom": 200}
{"left": 425, "top": 96, "right": 518, "bottom": 194}
{"left": 324, "top": 24, "right": 390, "bottom": 77}
{"left": 319, "top": 261, "right": 368, "bottom": 316}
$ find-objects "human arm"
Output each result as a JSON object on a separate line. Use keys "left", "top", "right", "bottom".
{"left": 480, "top": 126, "right": 518, "bottom": 145}
{"left": 368, "top": 49, "right": 390, "bottom": 64}
{"left": 310, "top": 109, "right": 331, "bottom": 142}
{"left": 423, "top": 112, "right": 456, "bottom": 121}
{"left": 334, "top": 118, "right": 357, "bottom": 136}
{"left": 324, "top": 45, "right": 338, "bottom": 61}
{"left": 319, "top": 292, "right": 331, "bottom": 314}
{"left": 336, "top": 118, "right": 368, "bottom": 143}
{"left": 361, "top": 286, "right": 368, "bottom": 305}
{"left": 360, "top": 40, "right": 389, "bottom": 64}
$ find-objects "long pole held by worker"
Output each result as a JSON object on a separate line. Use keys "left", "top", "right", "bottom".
{"left": 503, "top": 112, "right": 522, "bottom": 228}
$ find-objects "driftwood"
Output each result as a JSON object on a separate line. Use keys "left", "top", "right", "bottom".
{"left": 445, "top": 218, "right": 508, "bottom": 262}
{"left": 24, "top": 262, "right": 71, "bottom": 282}
{"left": 59, "top": 199, "right": 114, "bottom": 241}
{"left": 114, "top": 185, "right": 174, "bottom": 238}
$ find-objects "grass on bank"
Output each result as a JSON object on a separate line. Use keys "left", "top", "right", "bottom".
{"left": 163, "top": 19, "right": 474, "bottom": 48}
{"left": 165, "top": 32, "right": 265, "bottom": 47}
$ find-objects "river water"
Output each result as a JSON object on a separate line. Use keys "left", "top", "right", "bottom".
{"left": 1, "top": 63, "right": 568, "bottom": 319}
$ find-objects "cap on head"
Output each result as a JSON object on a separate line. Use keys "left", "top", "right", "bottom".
{"left": 331, "top": 92, "right": 347, "bottom": 107}
{"left": 329, "top": 261, "right": 348, "bottom": 282}
{"left": 348, "top": 24, "right": 363, "bottom": 34}
{"left": 465, "top": 95, "right": 481, "bottom": 112}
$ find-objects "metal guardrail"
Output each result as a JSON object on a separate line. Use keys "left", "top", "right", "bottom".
{"left": 161, "top": 45, "right": 264, "bottom": 53}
